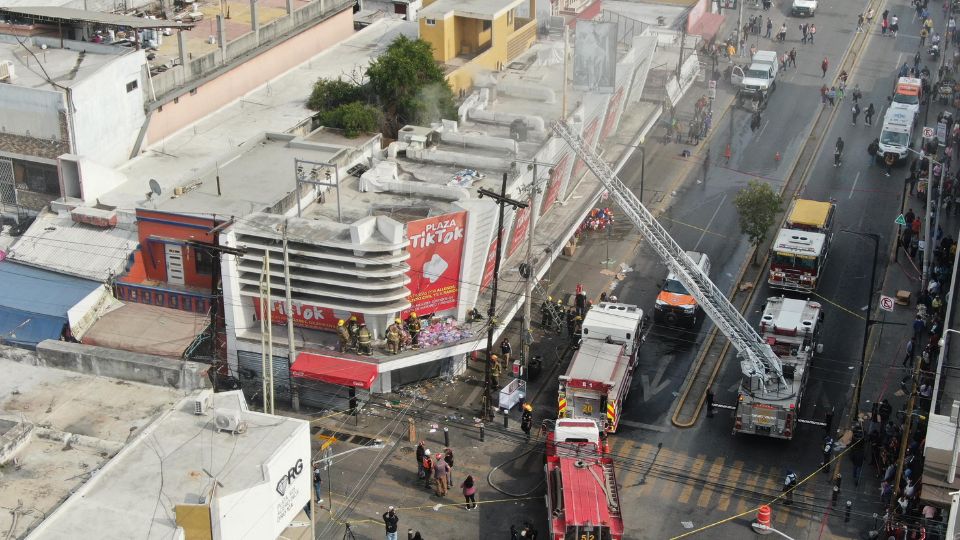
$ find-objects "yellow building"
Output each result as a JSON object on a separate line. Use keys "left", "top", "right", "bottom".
{"left": 419, "top": 0, "right": 537, "bottom": 95}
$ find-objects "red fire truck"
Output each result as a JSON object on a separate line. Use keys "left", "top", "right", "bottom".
{"left": 545, "top": 418, "right": 624, "bottom": 540}
{"left": 557, "top": 303, "right": 644, "bottom": 432}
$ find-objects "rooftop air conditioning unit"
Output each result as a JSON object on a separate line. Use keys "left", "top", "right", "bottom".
{"left": 0, "top": 61, "right": 15, "bottom": 83}
{"left": 193, "top": 389, "right": 213, "bottom": 415}
{"left": 214, "top": 411, "right": 247, "bottom": 434}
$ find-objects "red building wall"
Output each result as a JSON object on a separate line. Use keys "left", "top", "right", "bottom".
{"left": 135, "top": 209, "right": 218, "bottom": 290}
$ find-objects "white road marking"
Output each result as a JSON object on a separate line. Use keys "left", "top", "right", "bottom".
{"left": 758, "top": 120, "right": 770, "bottom": 136}
{"left": 850, "top": 171, "right": 861, "bottom": 199}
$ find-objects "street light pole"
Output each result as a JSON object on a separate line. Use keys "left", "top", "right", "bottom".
{"left": 840, "top": 230, "right": 879, "bottom": 420}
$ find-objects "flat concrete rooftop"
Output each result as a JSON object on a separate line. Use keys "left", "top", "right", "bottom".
{"left": 0, "top": 38, "right": 126, "bottom": 89}
{"left": 0, "top": 357, "right": 186, "bottom": 539}
{"left": 28, "top": 391, "right": 307, "bottom": 540}
{"left": 419, "top": 0, "right": 526, "bottom": 20}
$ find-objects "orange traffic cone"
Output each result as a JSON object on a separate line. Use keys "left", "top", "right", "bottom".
{"left": 774, "top": 151, "right": 781, "bottom": 161}
{"left": 752, "top": 505, "right": 773, "bottom": 534}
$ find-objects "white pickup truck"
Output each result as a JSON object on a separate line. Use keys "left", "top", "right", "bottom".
{"left": 791, "top": 0, "right": 817, "bottom": 16}
{"left": 732, "top": 50, "right": 779, "bottom": 106}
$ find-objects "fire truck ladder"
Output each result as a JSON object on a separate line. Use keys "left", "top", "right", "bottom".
{"left": 553, "top": 121, "right": 786, "bottom": 392}
{"left": 532, "top": 279, "right": 565, "bottom": 333}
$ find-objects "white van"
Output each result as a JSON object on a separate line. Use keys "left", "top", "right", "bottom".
{"left": 878, "top": 108, "right": 915, "bottom": 163}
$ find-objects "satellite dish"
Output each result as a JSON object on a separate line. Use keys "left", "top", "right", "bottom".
{"left": 149, "top": 179, "right": 162, "bottom": 197}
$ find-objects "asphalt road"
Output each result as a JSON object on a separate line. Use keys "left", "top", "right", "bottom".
{"left": 583, "top": 0, "right": 940, "bottom": 537}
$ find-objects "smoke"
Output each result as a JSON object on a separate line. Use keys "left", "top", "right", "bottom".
{"left": 414, "top": 82, "right": 449, "bottom": 125}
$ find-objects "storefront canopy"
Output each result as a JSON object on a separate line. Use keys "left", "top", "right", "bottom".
{"left": 291, "top": 352, "right": 378, "bottom": 389}
{"left": 0, "top": 261, "right": 101, "bottom": 347}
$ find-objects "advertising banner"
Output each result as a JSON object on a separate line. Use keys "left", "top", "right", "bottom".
{"left": 571, "top": 118, "right": 600, "bottom": 182}
{"left": 480, "top": 231, "right": 501, "bottom": 291}
{"left": 406, "top": 211, "right": 467, "bottom": 314}
{"left": 541, "top": 154, "right": 571, "bottom": 215}
{"left": 253, "top": 298, "right": 364, "bottom": 331}
{"left": 507, "top": 201, "right": 532, "bottom": 258}
{"left": 572, "top": 21, "right": 618, "bottom": 93}
{"left": 600, "top": 85, "right": 626, "bottom": 141}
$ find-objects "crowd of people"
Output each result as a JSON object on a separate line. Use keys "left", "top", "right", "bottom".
{"left": 576, "top": 207, "right": 615, "bottom": 233}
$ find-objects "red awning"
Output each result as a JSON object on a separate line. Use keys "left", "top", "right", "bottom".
{"left": 291, "top": 353, "right": 378, "bottom": 389}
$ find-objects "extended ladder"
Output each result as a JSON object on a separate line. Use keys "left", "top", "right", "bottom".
{"left": 553, "top": 122, "right": 785, "bottom": 391}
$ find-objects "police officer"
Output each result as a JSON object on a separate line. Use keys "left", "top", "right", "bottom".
{"left": 347, "top": 316, "right": 361, "bottom": 351}
{"left": 357, "top": 323, "right": 372, "bottom": 356}
{"left": 520, "top": 403, "right": 534, "bottom": 438}
{"left": 336, "top": 319, "right": 350, "bottom": 353}
{"left": 406, "top": 312, "right": 422, "bottom": 349}
{"left": 783, "top": 470, "right": 798, "bottom": 505}
{"left": 385, "top": 318, "right": 402, "bottom": 354}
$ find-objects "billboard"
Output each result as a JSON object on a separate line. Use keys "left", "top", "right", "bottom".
{"left": 406, "top": 211, "right": 467, "bottom": 314}
{"left": 542, "top": 154, "right": 571, "bottom": 216}
{"left": 507, "top": 201, "right": 532, "bottom": 259}
{"left": 480, "top": 231, "right": 501, "bottom": 291}
{"left": 253, "top": 298, "right": 364, "bottom": 331}
{"left": 573, "top": 21, "right": 618, "bottom": 94}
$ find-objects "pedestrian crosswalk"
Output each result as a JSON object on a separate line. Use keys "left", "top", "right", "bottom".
{"left": 610, "top": 439, "right": 814, "bottom": 528}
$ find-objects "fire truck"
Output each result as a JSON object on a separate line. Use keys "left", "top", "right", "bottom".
{"left": 557, "top": 303, "right": 644, "bottom": 432}
{"left": 545, "top": 418, "right": 624, "bottom": 540}
{"left": 768, "top": 199, "right": 835, "bottom": 292}
{"left": 733, "top": 296, "right": 823, "bottom": 439}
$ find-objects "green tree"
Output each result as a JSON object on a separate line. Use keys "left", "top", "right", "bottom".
{"left": 734, "top": 180, "right": 783, "bottom": 263}
{"left": 317, "top": 102, "right": 381, "bottom": 138}
{"left": 306, "top": 78, "right": 366, "bottom": 111}
{"left": 366, "top": 35, "right": 456, "bottom": 137}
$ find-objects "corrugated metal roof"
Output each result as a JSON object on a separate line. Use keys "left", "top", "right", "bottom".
{"left": 7, "top": 217, "right": 138, "bottom": 282}
{"left": 0, "top": 261, "right": 99, "bottom": 318}
{"left": 0, "top": 6, "right": 196, "bottom": 28}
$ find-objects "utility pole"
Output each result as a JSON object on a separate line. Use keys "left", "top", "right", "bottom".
{"left": 677, "top": 17, "right": 687, "bottom": 81}
{"left": 478, "top": 174, "right": 528, "bottom": 420}
{"left": 922, "top": 157, "right": 939, "bottom": 289}
{"left": 282, "top": 219, "right": 300, "bottom": 412}
{"left": 513, "top": 158, "right": 553, "bottom": 378}
{"left": 259, "top": 251, "right": 274, "bottom": 415}
{"left": 891, "top": 353, "right": 924, "bottom": 513}
{"left": 736, "top": 0, "right": 745, "bottom": 57}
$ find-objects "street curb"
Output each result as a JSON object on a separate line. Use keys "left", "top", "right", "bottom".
{"left": 670, "top": 5, "right": 883, "bottom": 428}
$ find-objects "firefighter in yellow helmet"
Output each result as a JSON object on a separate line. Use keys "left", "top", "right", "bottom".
{"left": 406, "top": 312, "right": 422, "bottom": 349}
{"left": 385, "top": 317, "right": 402, "bottom": 355}
{"left": 489, "top": 354, "right": 501, "bottom": 389}
{"left": 357, "top": 323, "right": 372, "bottom": 356}
{"left": 521, "top": 403, "right": 534, "bottom": 438}
{"left": 540, "top": 296, "right": 552, "bottom": 327}
{"left": 346, "top": 316, "right": 360, "bottom": 351}
{"left": 336, "top": 319, "right": 350, "bottom": 352}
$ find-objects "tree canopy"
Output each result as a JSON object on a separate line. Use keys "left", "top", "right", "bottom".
{"left": 733, "top": 180, "right": 783, "bottom": 263}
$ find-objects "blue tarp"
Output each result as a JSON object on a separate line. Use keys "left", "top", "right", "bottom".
{"left": 0, "top": 261, "right": 100, "bottom": 347}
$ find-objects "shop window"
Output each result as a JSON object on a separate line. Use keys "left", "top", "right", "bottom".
{"left": 195, "top": 247, "right": 214, "bottom": 275}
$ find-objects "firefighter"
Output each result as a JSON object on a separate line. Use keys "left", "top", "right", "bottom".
{"left": 572, "top": 316, "right": 583, "bottom": 345}
{"left": 385, "top": 318, "right": 402, "bottom": 354}
{"left": 520, "top": 403, "right": 534, "bottom": 438}
{"left": 575, "top": 289, "right": 587, "bottom": 317}
{"left": 406, "top": 312, "right": 422, "bottom": 349}
{"left": 554, "top": 299, "right": 565, "bottom": 334}
{"left": 566, "top": 307, "right": 577, "bottom": 338}
{"left": 357, "top": 323, "right": 372, "bottom": 356}
{"left": 336, "top": 320, "right": 350, "bottom": 352}
{"left": 490, "top": 355, "right": 501, "bottom": 389}
{"left": 540, "top": 296, "right": 553, "bottom": 327}
{"left": 346, "top": 316, "right": 360, "bottom": 351}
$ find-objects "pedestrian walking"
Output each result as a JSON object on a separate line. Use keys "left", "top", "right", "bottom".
{"left": 443, "top": 448, "right": 454, "bottom": 486}
{"left": 913, "top": 314, "right": 926, "bottom": 341}
{"left": 852, "top": 102, "right": 861, "bottom": 125}
{"left": 766, "top": 18, "right": 773, "bottom": 39}
{"left": 801, "top": 23, "right": 808, "bottom": 44}
{"left": 422, "top": 449, "right": 434, "bottom": 489}
{"left": 878, "top": 398, "right": 893, "bottom": 426}
{"left": 778, "top": 23, "right": 787, "bottom": 42}
{"left": 433, "top": 454, "right": 450, "bottom": 496}
{"left": 461, "top": 475, "right": 478, "bottom": 510}
{"left": 821, "top": 57, "right": 829, "bottom": 78}
{"left": 827, "top": 87, "right": 836, "bottom": 106}
{"left": 868, "top": 138, "right": 879, "bottom": 165}
{"left": 882, "top": 17, "right": 889, "bottom": 35}
{"left": 857, "top": 13, "right": 865, "bottom": 32}
{"left": 809, "top": 23, "right": 816, "bottom": 43}
{"left": 383, "top": 507, "right": 400, "bottom": 540}
{"left": 865, "top": 103, "right": 875, "bottom": 125}
{"left": 500, "top": 338, "right": 512, "bottom": 367}
{"left": 416, "top": 441, "right": 426, "bottom": 479}
{"left": 891, "top": 15, "right": 899, "bottom": 37}
{"left": 789, "top": 48, "right": 797, "bottom": 67}
{"left": 820, "top": 84, "right": 828, "bottom": 104}
{"left": 921, "top": 27, "right": 929, "bottom": 47}
{"left": 904, "top": 337, "right": 916, "bottom": 367}
{"left": 852, "top": 84, "right": 862, "bottom": 103}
